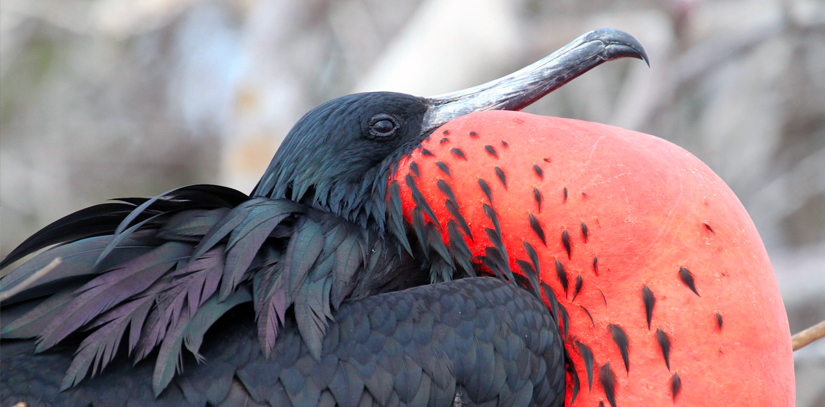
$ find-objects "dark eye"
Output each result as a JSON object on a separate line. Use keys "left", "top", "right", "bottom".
{"left": 368, "top": 114, "right": 399, "bottom": 139}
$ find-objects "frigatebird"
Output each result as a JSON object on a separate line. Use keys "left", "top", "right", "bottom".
{"left": 1, "top": 27, "right": 794, "bottom": 407}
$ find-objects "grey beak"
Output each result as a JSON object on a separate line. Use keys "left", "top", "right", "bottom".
{"left": 422, "top": 28, "right": 648, "bottom": 133}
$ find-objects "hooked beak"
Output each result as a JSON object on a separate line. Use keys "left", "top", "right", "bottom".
{"left": 421, "top": 28, "right": 648, "bottom": 134}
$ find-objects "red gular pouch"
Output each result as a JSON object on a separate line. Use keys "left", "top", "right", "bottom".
{"left": 393, "top": 110, "right": 794, "bottom": 407}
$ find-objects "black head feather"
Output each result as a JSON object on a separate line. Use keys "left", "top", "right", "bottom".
{"left": 252, "top": 92, "right": 429, "bottom": 226}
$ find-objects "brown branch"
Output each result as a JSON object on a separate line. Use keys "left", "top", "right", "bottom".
{"left": 0, "top": 258, "right": 62, "bottom": 302}
{"left": 793, "top": 319, "right": 825, "bottom": 351}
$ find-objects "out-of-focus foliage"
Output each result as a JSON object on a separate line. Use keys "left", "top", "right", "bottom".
{"left": 1, "top": 0, "right": 823, "bottom": 404}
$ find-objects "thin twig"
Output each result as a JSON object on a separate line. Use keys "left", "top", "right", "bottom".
{"left": 793, "top": 319, "right": 825, "bottom": 351}
{"left": 0, "top": 258, "right": 62, "bottom": 302}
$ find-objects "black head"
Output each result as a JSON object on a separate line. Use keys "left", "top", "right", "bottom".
{"left": 253, "top": 92, "right": 429, "bottom": 218}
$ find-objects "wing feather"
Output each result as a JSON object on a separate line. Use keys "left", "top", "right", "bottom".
{"left": 36, "top": 242, "right": 192, "bottom": 351}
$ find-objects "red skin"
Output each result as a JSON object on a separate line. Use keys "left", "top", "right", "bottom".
{"left": 393, "top": 111, "right": 794, "bottom": 406}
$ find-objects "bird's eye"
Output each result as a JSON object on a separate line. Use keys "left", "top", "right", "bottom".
{"left": 368, "top": 114, "right": 399, "bottom": 139}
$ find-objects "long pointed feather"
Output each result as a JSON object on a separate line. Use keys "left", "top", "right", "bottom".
{"left": 182, "top": 285, "right": 251, "bottom": 357}
{"left": 256, "top": 270, "right": 286, "bottom": 358}
{"left": 1, "top": 184, "right": 245, "bottom": 271}
{"left": 227, "top": 200, "right": 303, "bottom": 250}
{"left": 36, "top": 242, "right": 192, "bottom": 351}
{"left": 294, "top": 274, "right": 333, "bottom": 360}
{"left": 112, "top": 185, "right": 246, "bottom": 238}
{"left": 218, "top": 201, "right": 300, "bottom": 300}
{"left": 190, "top": 200, "right": 261, "bottom": 261}
{"left": 94, "top": 213, "right": 163, "bottom": 266}
{"left": 153, "top": 287, "right": 251, "bottom": 396}
{"left": 1, "top": 284, "right": 80, "bottom": 338}
{"left": 1, "top": 236, "right": 109, "bottom": 292}
{"left": 157, "top": 208, "right": 230, "bottom": 241}
{"left": 134, "top": 247, "right": 224, "bottom": 361}
{"left": 250, "top": 247, "right": 280, "bottom": 313}
{"left": 60, "top": 298, "right": 154, "bottom": 390}
{"left": 0, "top": 202, "right": 140, "bottom": 268}
{"left": 112, "top": 187, "right": 187, "bottom": 237}
{"left": 330, "top": 232, "right": 364, "bottom": 309}
{"left": 284, "top": 217, "right": 325, "bottom": 293}
{"left": 1, "top": 235, "right": 154, "bottom": 305}
{"left": 152, "top": 248, "right": 225, "bottom": 343}
{"left": 387, "top": 181, "right": 413, "bottom": 256}
{"left": 220, "top": 218, "right": 281, "bottom": 300}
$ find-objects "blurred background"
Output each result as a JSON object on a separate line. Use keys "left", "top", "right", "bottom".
{"left": 1, "top": 0, "right": 823, "bottom": 403}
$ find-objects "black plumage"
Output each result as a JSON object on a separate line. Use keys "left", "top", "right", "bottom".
{"left": 436, "top": 179, "right": 458, "bottom": 205}
{"left": 575, "top": 340, "right": 595, "bottom": 391}
{"left": 557, "top": 303, "right": 570, "bottom": 343}
{"left": 445, "top": 199, "right": 473, "bottom": 242}
{"left": 2, "top": 278, "right": 567, "bottom": 407}
{"left": 478, "top": 178, "right": 493, "bottom": 204}
{"left": 485, "top": 144, "right": 499, "bottom": 158}
{"left": 565, "top": 360, "right": 581, "bottom": 406}
{"left": 609, "top": 324, "right": 630, "bottom": 375}
{"left": 579, "top": 305, "right": 595, "bottom": 328}
{"left": 561, "top": 229, "right": 571, "bottom": 259}
{"left": 671, "top": 372, "right": 682, "bottom": 401}
{"left": 406, "top": 173, "right": 442, "bottom": 231}
{"left": 529, "top": 213, "right": 547, "bottom": 246}
{"left": 572, "top": 274, "right": 583, "bottom": 301}
{"left": 533, "top": 164, "right": 544, "bottom": 180}
{"left": 409, "top": 161, "right": 421, "bottom": 179}
{"left": 554, "top": 259, "right": 569, "bottom": 296}
{"left": 447, "top": 221, "right": 475, "bottom": 277}
{"left": 678, "top": 266, "right": 700, "bottom": 296}
{"left": 599, "top": 362, "right": 618, "bottom": 407}
{"left": 494, "top": 166, "right": 507, "bottom": 188}
{"left": 656, "top": 328, "right": 672, "bottom": 371}
{"left": 436, "top": 161, "right": 451, "bottom": 178}
{"left": 436, "top": 178, "right": 473, "bottom": 242}
{"left": 450, "top": 148, "right": 467, "bottom": 160}
{"left": 643, "top": 285, "right": 655, "bottom": 329}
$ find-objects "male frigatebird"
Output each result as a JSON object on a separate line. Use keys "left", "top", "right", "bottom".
{"left": 1, "top": 27, "right": 794, "bottom": 407}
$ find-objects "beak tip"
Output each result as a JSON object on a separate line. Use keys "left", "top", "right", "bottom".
{"left": 636, "top": 46, "right": 651, "bottom": 67}
{"left": 637, "top": 50, "right": 651, "bottom": 68}
{"left": 587, "top": 28, "right": 650, "bottom": 67}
